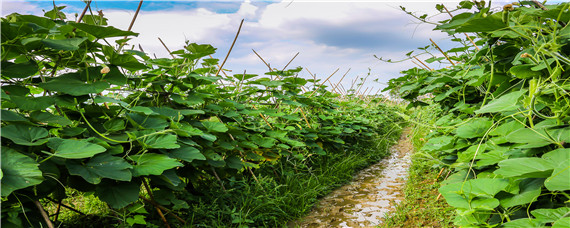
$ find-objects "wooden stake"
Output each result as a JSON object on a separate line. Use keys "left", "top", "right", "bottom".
{"left": 299, "top": 108, "right": 312, "bottom": 128}
{"left": 332, "top": 68, "right": 350, "bottom": 95}
{"left": 143, "top": 179, "right": 171, "bottom": 228}
{"left": 281, "top": 52, "right": 300, "bottom": 71}
{"left": 309, "top": 68, "right": 339, "bottom": 98}
{"left": 442, "top": 5, "right": 479, "bottom": 51}
{"left": 158, "top": 37, "right": 175, "bottom": 58}
{"left": 412, "top": 60, "right": 428, "bottom": 70}
{"left": 413, "top": 56, "right": 433, "bottom": 71}
{"left": 139, "top": 196, "right": 186, "bottom": 224}
{"left": 76, "top": 0, "right": 91, "bottom": 23}
{"left": 215, "top": 19, "right": 245, "bottom": 77}
{"left": 433, "top": 168, "right": 445, "bottom": 184}
{"left": 127, "top": 1, "right": 143, "bottom": 32}
{"left": 430, "top": 38, "right": 455, "bottom": 66}
{"left": 34, "top": 200, "right": 54, "bottom": 228}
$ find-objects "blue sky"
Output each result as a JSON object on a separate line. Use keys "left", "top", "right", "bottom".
{"left": 3, "top": 0, "right": 553, "bottom": 93}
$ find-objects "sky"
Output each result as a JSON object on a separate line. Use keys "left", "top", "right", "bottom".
{"left": 2, "top": 0, "right": 559, "bottom": 94}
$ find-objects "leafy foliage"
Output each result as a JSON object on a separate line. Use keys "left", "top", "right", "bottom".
{"left": 1, "top": 5, "right": 402, "bottom": 227}
{"left": 386, "top": 1, "right": 570, "bottom": 226}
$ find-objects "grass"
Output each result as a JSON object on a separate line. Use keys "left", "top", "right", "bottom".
{"left": 381, "top": 107, "right": 454, "bottom": 228}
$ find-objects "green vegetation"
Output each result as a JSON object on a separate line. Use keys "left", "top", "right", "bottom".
{"left": 384, "top": 1, "right": 570, "bottom": 227}
{"left": 0, "top": 4, "right": 403, "bottom": 227}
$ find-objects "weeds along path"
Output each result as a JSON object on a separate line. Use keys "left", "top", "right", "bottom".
{"left": 293, "top": 128, "right": 413, "bottom": 227}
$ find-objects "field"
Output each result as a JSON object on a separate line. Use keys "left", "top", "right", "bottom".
{"left": 2, "top": 1, "right": 570, "bottom": 227}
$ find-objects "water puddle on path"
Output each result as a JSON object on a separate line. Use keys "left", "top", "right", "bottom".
{"left": 291, "top": 129, "right": 413, "bottom": 228}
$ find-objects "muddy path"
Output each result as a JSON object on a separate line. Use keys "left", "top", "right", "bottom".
{"left": 292, "top": 128, "right": 413, "bottom": 227}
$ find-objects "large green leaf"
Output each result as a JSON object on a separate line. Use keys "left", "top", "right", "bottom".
{"left": 202, "top": 121, "right": 228, "bottom": 133}
{"left": 134, "top": 131, "right": 179, "bottom": 149}
{"left": 30, "top": 111, "right": 73, "bottom": 126}
{"left": 510, "top": 65, "right": 542, "bottom": 79}
{"left": 9, "top": 95, "right": 55, "bottom": 111}
{"left": 46, "top": 138, "right": 107, "bottom": 159}
{"left": 456, "top": 118, "right": 493, "bottom": 139}
{"left": 0, "top": 110, "right": 29, "bottom": 122}
{"left": 71, "top": 22, "right": 138, "bottom": 39}
{"left": 455, "top": 12, "right": 507, "bottom": 32}
{"left": 39, "top": 78, "right": 110, "bottom": 96}
{"left": 1, "top": 124, "right": 49, "bottom": 146}
{"left": 421, "top": 136, "right": 455, "bottom": 152}
{"left": 475, "top": 90, "right": 526, "bottom": 114}
{"left": 167, "top": 146, "right": 205, "bottom": 163}
{"left": 127, "top": 113, "right": 168, "bottom": 130}
{"left": 66, "top": 153, "right": 133, "bottom": 184}
{"left": 532, "top": 207, "right": 570, "bottom": 223}
{"left": 1, "top": 147, "right": 44, "bottom": 197}
{"left": 499, "top": 178, "right": 544, "bottom": 208}
{"left": 1, "top": 61, "right": 38, "bottom": 78}
{"left": 495, "top": 158, "right": 555, "bottom": 178}
{"left": 130, "top": 153, "right": 182, "bottom": 176}
{"left": 95, "top": 181, "right": 140, "bottom": 209}
{"left": 42, "top": 37, "right": 87, "bottom": 51}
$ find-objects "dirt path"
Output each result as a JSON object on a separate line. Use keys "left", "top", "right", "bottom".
{"left": 293, "top": 128, "right": 413, "bottom": 227}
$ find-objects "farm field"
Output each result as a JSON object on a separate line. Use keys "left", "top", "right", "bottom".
{"left": 2, "top": 1, "right": 570, "bottom": 227}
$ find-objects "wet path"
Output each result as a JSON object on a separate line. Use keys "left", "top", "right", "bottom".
{"left": 293, "top": 128, "right": 413, "bottom": 227}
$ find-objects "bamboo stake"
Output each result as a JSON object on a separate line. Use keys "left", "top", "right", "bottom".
{"left": 413, "top": 56, "right": 433, "bottom": 71}
{"left": 252, "top": 49, "right": 272, "bottom": 72}
{"left": 281, "top": 52, "right": 300, "bottom": 71}
{"left": 46, "top": 197, "right": 86, "bottom": 215}
{"left": 412, "top": 60, "right": 428, "bottom": 70}
{"left": 139, "top": 196, "right": 186, "bottom": 224}
{"left": 433, "top": 168, "right": 445, "bottom": 184}
{"left": 210, "top": 167, "right": 227, "bottom": 191}
{"left": 54, "top": 199, "right": 62, "bottom": 221}
{"left": 126, "top": 1, "right": 143, "bottom": 32}
{"left": 34, "top": 201, "right": 54, "bottom": 228}
{"left": 442, "top": 5, "right": 479, "bottom": 51}
{"left": 251, "top": 104, "right": 274, "bottom": 129}
{"left": 215, "top": 19, "right": 244, "bottom": 77}
{"left": 158, "top": 37, "right": 175, "bottom": 58}
{"left": 143, "top": 179, "right": 171, "bottom": 228}
{"left": 430, "top": 38, "right": 455, "bottom": 66}
{"left": 332, "top": 68, "right": 350, "bottom": 95}
{"left": 76, "top": 0, "right": 92, "bottom": 23}
{"left": 354, "top": 76, "right": 368, "bottom": 96}
{"left": 309, "top": 68, "right": 339, "bottom": 98}
{"left": 299, "top": 108, "right": 312, "bottom": 128}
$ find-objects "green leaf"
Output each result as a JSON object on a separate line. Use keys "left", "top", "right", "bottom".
{"left": 39, "top": 78, "right": 110, "bottom": 96}
{"left": 553, "top": 217, "right": 570, "bottom": 228}
{"left": 130, "top": 153, "right": 182, "bottom": 176}
{"left": 1, "top": 61, "right": 38, "bottom": 78}
{"left": 30, "top": 111, "right": 73, "bottom": 126}
{"left": 71, "top": 22, "right": 138, "bottom": 39}
{"left": 475, "top": 90, "right": 526, "bottom": 114}
{"left": 510, "top": 64, "right": 543, "bottom": 79}
{"left": 495, "top": 158, "right": 555, "bottom": 178}
{"left": 1, "top": 147, "right": 44, "bottom": 197}
{"left": 102, "top": 65, "right": 128, "bottom": 86}
{"left": 499, "top": 178, "right": 544, "bottom": 208}
{"left": 95, "top": 181, "right": 140, "bottom": 209}
{"left": 66, "top": 153, "right": 132, "bottom": 184}
{"left": 506, "top": 128, "right": 554, "bottom": 148}
{"left": 456, "top": 118, "right": 493, "bottom": 138}
{"left": 1, "top": 124, "right": 49, "bottom": 146}
{"left": 421, "top": 136, "right": 455, "bottom": 152}
{"left": 202, "top": 121, "right": 228, "bottom": 133}
{"left": 532, "top": 207, "right": 570, "bottom": 223}
{"left": 127, "top": 113, "right": 168, "bottom": 130}
{"left": 226, "top": 156, "right": 244, "bottom": 170}
{"left": 167, "top": 146, "right": 205, "bottom": 163}
{"left": 545, "top": 165, "right": 570, "bottom": 191}
{"left": 501, "top": 218, "right": 546, "bottom": 228}
{"left": 42, "top": 37, "right": 87, "bottom": 51}
{"left": 10, "top": 95, "right": 55, "bottom": 111}
{"left": 134, "top": 131, "right": 179, "bottom": 149}
{"left": 455, "top": 13, "right": 507, "bottom": 32}
{"left": 46, "top": 138, "right": 107, "bottom": 159}
{"left": 1, "top": 110, "right": 29, "bottom": 122}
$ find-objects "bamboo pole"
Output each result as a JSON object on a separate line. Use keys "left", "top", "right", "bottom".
{"left": 413, "top": 56, "right": 433, "bottom": 71}
{"left": 281, "top": 52, "right": 300, "bottom": 71}
{"left": 34, "top": 201, "right": 54, "bottom": 228}
{"left": 142, "top": 179, "right": 171, "bottom": 228}
{"left": 442, "top": 5, "right": 479, "bottom": 51}
{"left": 158, "top": 37, "right": 175, "bottom": 58}
{"left": 430, "top": 38, "right": 455, "bottom": 66}
{"left": 215, "top": 19, "right": 244, "bottom": 77}
{"left": 412, "top": 60, "right": 428, "bottom": 70}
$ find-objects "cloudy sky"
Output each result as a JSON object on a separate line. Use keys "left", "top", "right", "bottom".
{"left": 1, "top": 0, "right": 551, "bottom": 93}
